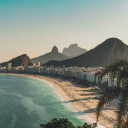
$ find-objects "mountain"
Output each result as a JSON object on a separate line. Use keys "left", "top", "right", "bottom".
{"left": 43, "top": 38, "right": 128, "bottom": 67}
{"left": 62, "top": 44, "right": 87, "bottom": 57}
{"left": 0, "top": 54, "right": 32, "bottom": 67}
{"left": 31, "top": 46, "right": 69, "bottom": 64}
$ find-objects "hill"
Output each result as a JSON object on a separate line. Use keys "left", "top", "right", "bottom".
{"left": 43, "top": 38, "right": 128, "bottom": 67}
{"left": 0, "top": 54, "right": 32, "bottom": 67}
{"left": 31, "top": 46, "right": 69, "bottom": 64}
{"left": 62, "top": 44, "right": 87, "bottom": 57}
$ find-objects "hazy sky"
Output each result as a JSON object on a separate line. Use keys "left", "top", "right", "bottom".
{"left": 0, "top": 0, "right": 128, "bottom": 62}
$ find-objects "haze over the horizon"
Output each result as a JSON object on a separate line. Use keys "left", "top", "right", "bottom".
{"left": 0, "top": 0, "right": 128, "bottom": 62}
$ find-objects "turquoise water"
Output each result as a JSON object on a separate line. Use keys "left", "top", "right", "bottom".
{"left": 0, "top": 74, "right": 83, "bottom": 128}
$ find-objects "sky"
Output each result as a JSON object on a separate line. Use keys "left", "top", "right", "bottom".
{"left": 0, "top": 0, "right": 128, "bottom": 62}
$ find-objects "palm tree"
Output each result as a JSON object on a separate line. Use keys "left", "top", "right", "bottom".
{"left": 96, "top": 59, "right": 128, "bottom": 128}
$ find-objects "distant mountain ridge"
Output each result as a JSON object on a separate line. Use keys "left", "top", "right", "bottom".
{"left": 0, "top": 54, "right": 32, "bottom": 67}
{"left": 62, "top": 44, "right": 87, "bottom": 57}
{"left": 43, "top": 38, "right": 128, "bottom": 67}
{"left": 31, "top": 46, "right": 69, "bottom": 64}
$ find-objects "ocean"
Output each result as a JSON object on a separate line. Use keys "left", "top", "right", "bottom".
{"left": 0, "top": 74, "right": 83, "bottom": 128}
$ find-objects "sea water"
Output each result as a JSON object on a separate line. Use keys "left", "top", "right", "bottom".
{"left": 0, "top": 74, "right": 83, "bottom": 128}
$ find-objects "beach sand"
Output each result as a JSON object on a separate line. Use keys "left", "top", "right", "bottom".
{"left": 1, "top": 73, "right": 117, "bottom": 128}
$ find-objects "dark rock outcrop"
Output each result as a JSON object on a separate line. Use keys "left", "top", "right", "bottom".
{"left": 0, "top": 54, "right": 32, "bottom": 67}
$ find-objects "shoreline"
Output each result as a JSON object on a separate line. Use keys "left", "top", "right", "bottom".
{"left": 0, "top": 73, "right": 114, "bottom": 128}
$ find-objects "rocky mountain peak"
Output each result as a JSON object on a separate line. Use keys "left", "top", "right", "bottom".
{"left": 51, "top": 46, "right": 58, "bottom": 53}
{"left": 68, "top": 44, "right": 78, "bottom": 48}
{"left": 0, "top": 54, "right": 32, "bottom": 67}
{"left": 44, "top": 37, "right": 128, "bottom": 67}
{"left": 62, "top": 44, "right": 87, "bottom": 57}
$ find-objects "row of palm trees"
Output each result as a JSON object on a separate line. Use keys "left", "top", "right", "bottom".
{"left": 96, "top": 59, "right": 128, "bottom": 128}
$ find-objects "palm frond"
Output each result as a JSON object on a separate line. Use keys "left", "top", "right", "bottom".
{"left": 100, "top": 59, "right": 128, "bottom": 79}
{"left": 117, "top": 67, "right": 128, "bottom": 87}
{"left": 124, "top": 115, "right": 128, "bottom": 128}
{"left": 117, "top": 87, "right": 128, "bottom": 128}
{"left": 96, "top": 59, "right": 128, "bottom": 127}
{"left": 96, "top": 87, "right": 122, "bottom": 122}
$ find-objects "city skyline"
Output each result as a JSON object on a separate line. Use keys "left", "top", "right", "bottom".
{"left": 0, "top": 0, "right": 128, "bottom": 62}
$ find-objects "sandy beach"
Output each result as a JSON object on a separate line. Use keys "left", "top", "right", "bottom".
{"left": 1, "top": 73, "right": 117, "bottom": 128}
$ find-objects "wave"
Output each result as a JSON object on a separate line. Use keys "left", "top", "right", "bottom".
{"left": 8, "top": 114, "right": 17, "bottom": 128}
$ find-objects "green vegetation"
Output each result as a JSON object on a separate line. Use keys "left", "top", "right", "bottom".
{"left": 96, "top": 59, "right": 128, "bottom": 128}
{"left": 40, "top": 118, "right": 91, "bottom": 128}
